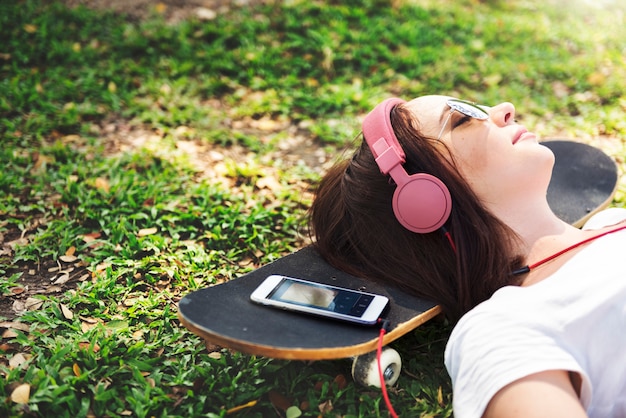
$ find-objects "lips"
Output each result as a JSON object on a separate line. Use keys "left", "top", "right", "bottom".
{"left": 512, "top": 127, "right": 533, "bottom": 144}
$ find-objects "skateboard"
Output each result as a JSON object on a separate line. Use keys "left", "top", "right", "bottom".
{"left": 543, "top": 139, "right": 619, "bottom": 227}
{"left": 178, "top": 139, "right": 618, "bottom": 387}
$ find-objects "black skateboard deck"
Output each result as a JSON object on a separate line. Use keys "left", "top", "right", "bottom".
{"left": 543, "top": 139, "right": 618, "bottom": 227}
{"left": 178, "top": 245, "right": 440, "bottom": 361}
{"left": 178, "top": 139, "right": 618, "bottom": 385}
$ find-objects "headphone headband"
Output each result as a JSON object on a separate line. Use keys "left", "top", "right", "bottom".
{"left": 362, "top": 98, "right": 407, "bottom": 175}
{"left": 361, "top": 98, "right": 452, "bottom": 233}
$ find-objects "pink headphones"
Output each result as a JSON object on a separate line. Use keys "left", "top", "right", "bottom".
{"left": 362, "top": 98, "right": 452, "bottom": 233}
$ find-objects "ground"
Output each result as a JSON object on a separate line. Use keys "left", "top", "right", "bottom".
{"left": 61, "top": 0, "right": 269, "bottom": 23}
{"left": 1, "top": 0, "right": 334, "bottom": 322}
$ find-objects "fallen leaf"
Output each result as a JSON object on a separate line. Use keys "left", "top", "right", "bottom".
{"left": 137, "top": 227, "right": 158, "bottom": 237}
{"left": 94, "top": 177, "right": 110, "bottom": 192}
{"left": 12, "top": 300, "right": 25, "bottom": 314}
{"left": 10, "top": 383, "right": 30, "bottom": 404}
{"left": 23, "top": 24, "right": 37, "bottom": 33}
{"left": 78, "top": 342, "right": 100, "bottom": 352}
{"left": 9, "top": 353, "right": 26, "bottom": 369}
{"left": 11, "top": 287, "right": 25, "bottom": 295}
{"left": 2, "top": 329, "right": 18, "bottom": 338}
{"left": 65, "top": 246, "right": 76, "bottom": 256}
{"left": 268, "top": 390, "right": 291, "bottom": 411}
{"left": 195, "top": 7, "right": 217, "bottom": 20}
{"left": 73, "top": 363, "right": 81, "bottom": 377}
{"left": 0, "top": 322, "right": 30, "bottom": 332}
{"left": 24, "top": 298, "right": 43, "bottom": 311}
{"left": 155, "top": 2, "right": 167, "bottom": 14}
{"left": 53, "top": 273, "right": 71, "bottom": 284}
{"left": 318, "top": 400, "right": 333, "bottom": 414}
{"left": 81, "top": 232, "right": 102, "bottom": 243}
{"left": 81, "top": 321, "right": 98, "bottom": 333}
{"left": 333, "top": 374, "right": 348, "bottom": 390}
{"left": 60, "top": 255, "right": 77, "bottom": 263}
{"left": 256, "top": 176, "right": 282, "bottom": 192}
{"left": 60, "top": 304, "right": 73, "bottom": 320}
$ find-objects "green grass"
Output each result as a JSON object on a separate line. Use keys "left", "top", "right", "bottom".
{"left": 1, "top": 0, "right": 626, "bottom": 416}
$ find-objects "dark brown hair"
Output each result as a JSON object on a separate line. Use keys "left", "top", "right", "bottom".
{"left": 309, "top": 104, "right": 525, "bottom": 322}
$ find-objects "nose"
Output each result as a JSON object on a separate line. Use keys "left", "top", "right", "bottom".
{"left": 489, "top": 102, "right": 516, "bottom": 127}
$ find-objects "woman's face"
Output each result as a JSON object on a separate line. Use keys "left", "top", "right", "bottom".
{"left": 404, "top": 95, "right": 555, "bottom": 208}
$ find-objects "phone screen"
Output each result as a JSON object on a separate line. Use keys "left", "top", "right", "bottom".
{"left": 268, "top": 278, "right": 375, "bottom": 317}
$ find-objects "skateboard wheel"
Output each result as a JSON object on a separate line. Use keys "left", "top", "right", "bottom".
{"left": 351, "top": 347, "right": 402, "bottom": 387}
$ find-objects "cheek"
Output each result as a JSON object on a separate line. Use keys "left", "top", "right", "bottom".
{"left": 451, "top": 142, "right": 519, "bottom": 196}
{"left": 449, "top": 137, "right": 495, "bottom": 180}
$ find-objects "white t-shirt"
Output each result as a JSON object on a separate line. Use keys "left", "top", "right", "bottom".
{"left": 445, "top": 208, "right": 626, "bottom": 418}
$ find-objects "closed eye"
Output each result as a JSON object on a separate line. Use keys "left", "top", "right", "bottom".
{"left": 452, "top": 114, "right": 472, "bottom": 129}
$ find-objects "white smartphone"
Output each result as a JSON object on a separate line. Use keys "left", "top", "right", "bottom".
{"left": 250, "top": 275, "right": 389, "bottom": 325}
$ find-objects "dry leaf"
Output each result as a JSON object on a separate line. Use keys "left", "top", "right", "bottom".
{"left": 0, "top": 322, "right": 30, "bottom": 332}
{"left": 256, "top": 176, "right": 282, "bottom": 192}
{"left": 268, "top": 390, "right": 291, "bottom": 411}
{"left": 53, "top": 273, "right": 71, "bottom": 285}
{"left": 94, "top": 177, "right": 110, "bottom": 192}
{"left": 2, "top": 329, "right": 18, "bottom": 338}
{"left": 12, "top": 300, "right": 25, "bottom": 314}
{"left": 10, "top": 383, "right": 30, "bottom": 404}
{"left": 333, "top": 374, "right": 348, "bottom": 390}
{"left": 23, "top": 24, "right": 37, "bottom": 33}
{"left": 11, "top": 287, "right": 25, "bottom": 295}
{"left": 318, "top": 400, "right": 333, "bottom": 414}
{"left": 60, "top": 255, "right": 77, "bottom": 263}
{"left": 81, "top": 232, "right": 102, "bottom": 243}
{"left": 77, "top": 342, "right": 100, "bottom": 352}
{"left": 65, "top": 246, "right": 76, "bottom": 256}
{"left": 81, "top": 321, "right": 98, "bottom": 333}
{"left": 60, "top": 304, "right": 74, "bottom": 320}
{"left": 154, "top": 2, "right": 167, "bottom": 14}
{"left": 9, "top": 353, "right": 30, "bottom": 369}
{"left": 73, "top": 363, "right": 82, "bottom": 377}
{"left": 137, "top": 227, "right": 158, "bottom": 237}
{"left": 24, "top": 298, "right": 43, "bottom": 311}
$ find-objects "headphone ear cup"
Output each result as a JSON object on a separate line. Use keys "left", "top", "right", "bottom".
{"left": 392, "top": 174, "right": 452, "bottom": 233}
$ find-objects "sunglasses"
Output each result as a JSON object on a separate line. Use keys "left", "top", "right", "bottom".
{"left": 436, "top": 99, "right": 489, "bottom": 140}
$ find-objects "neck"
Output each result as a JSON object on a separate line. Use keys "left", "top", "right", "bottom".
{"left": 492, "top": 198, "right": 576, "bottom": 246}
{"left": 489, "top": 197, "right": 588, "bottom": 277}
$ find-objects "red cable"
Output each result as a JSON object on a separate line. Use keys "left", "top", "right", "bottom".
{"left": 528, "top": 223, "right": 626, "bottom": 271}
{"left": 377, "top": 327, "right": 399, "bottom": 418}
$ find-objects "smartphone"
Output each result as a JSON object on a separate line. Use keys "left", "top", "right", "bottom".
{"left": 250, "top": 275, "right": 389, "bottom": 325}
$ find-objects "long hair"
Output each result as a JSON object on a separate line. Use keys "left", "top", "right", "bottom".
{"left": 309, "top": 104, "right": 525, "bottom": 322}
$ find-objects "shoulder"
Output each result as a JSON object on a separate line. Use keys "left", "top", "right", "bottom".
{"left": 582, "top": 207, "right": 626, "bottom": 230}
{"left": 444, "top": 292, "right": 585, "bottom": 417}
